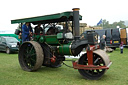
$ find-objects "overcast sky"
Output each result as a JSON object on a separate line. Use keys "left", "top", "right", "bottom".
{"left": 0, "top": 0, "right": 128, "bottom": 31}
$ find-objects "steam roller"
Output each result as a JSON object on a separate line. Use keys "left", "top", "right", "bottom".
{"left": 11, "top": 8, "right": 112, "bottom": 80}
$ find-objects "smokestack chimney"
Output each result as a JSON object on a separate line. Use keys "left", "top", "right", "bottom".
{"left": 72, "top": 8, "right": 80, "bottom": 37}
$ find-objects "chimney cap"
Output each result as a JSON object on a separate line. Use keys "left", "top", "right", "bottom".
{"left": 72, "top": 8, "right": 80, "bottom": 11}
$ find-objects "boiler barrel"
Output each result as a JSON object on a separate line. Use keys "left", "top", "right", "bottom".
{"left": 57, "top": 44, "right": 72, "bottom": 55}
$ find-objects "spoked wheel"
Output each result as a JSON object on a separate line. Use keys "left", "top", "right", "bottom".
{"left": 78, "top": 50, "right": 110, "bottom": 80}
{"left": 18, "top": 41, "right": 44, "bottom": 72}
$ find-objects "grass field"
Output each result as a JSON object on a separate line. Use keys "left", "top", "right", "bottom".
{"left": 0, "top": 48, "right": 128, "bottom": 85}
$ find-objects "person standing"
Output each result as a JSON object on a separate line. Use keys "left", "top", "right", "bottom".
{"left": 120, "top": 42, "right": 124, "bottom": 54}
{"left": 100, "top": 35, "right": 106, "bottom": 51}
{"left": 22, "top": 22, "right": 33, "bottom": 42}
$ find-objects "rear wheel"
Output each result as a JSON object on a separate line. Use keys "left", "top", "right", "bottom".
{"left": 6, "top": 47, "right": 11, "bottom": 54}
{"left": 78, "top": 53, "right": 107, "bottom": 80}
{"left": 18, "top": 41, "right": 44, "bottom": 71}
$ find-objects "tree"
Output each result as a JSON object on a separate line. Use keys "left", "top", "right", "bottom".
{"left": 96, "top": 19, "right": 126, "bottom": 29}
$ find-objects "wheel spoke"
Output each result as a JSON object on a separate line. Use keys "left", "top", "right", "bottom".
{"left": 96, "top": 69, "right": 100, "bottom": 73}
{"left": 29, "top": 59, "right": 35, "bottom": 67}
{"left": 94, "top": 58, "right": 99, "bottom": 64}
{"left": 21, "top": 44, "right": 36, "bottom": 68}
{"left": 31, "top": 53, "right": 36, "bottom": 57}
{"left": 28, "top": 46, "right": 34, "bottom": 54}
{"left": 83, "top": 60, "right": 88, "bottom": 64}
{"left": 27, "top": 47, "right": 30, "bottom": 53}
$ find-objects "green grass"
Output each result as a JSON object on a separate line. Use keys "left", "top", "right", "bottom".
{"left": 0, "top": 48, "right": 128, "bottom": 85}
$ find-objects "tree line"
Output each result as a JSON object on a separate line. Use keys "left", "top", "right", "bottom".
{"left": 96, "top": 19, "right": 128, "bottom": 29}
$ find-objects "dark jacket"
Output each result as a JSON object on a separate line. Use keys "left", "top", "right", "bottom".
{"left": 100, "top": 38, "right": 106, "bottom": 50}
{"left": 34, "top": 26, "right": 44, "bottom": 35}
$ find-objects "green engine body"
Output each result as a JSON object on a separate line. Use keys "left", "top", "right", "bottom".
{"left": 33, "top": 31, "right": 98, "bottom": 56}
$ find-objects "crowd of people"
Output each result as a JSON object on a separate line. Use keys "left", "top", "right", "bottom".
{"left": 17, "top": 22, "right": 57, "bottom": 43}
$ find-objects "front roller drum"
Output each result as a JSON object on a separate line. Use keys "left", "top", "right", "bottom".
{"left": 18, "top": 41, "right": 44, "bottom": 71}
{"left": 78, "top": 49, "right": 111, "bottom": 80}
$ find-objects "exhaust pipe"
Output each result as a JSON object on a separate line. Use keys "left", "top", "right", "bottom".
{"left": 72, "top": 8, "right": 80, "bottom": 37}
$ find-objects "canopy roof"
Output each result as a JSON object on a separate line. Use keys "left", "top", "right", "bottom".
{"left": 11, "top": 11, "right": 82, "bottom": 24}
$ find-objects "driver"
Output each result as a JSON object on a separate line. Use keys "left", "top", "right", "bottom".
{"left": 34, "top": 23, "right": 44, "bottom": 35}
{"left": 46, "top": 27, "right": 56, "bottom": 35}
